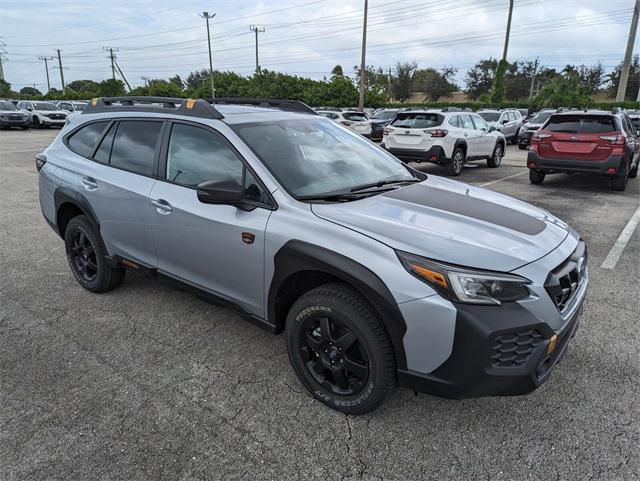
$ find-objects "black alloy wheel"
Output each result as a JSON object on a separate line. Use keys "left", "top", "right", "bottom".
{"left": 299, "top": 313, "right": 369, "bottom": 396}
{"left": 69, "top": 228, "right": 98, "bottom": 282}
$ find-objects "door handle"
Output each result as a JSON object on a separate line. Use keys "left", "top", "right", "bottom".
{"left": 82, "top": 177, "right": 98, "bottom": 190}
{"left": 151, "top": 198, "right": 172, "bottom": 214}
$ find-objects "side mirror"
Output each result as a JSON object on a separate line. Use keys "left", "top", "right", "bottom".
{"left": 501, "top": 119, "right": 509, "bottom": 124}
{"left": 488, "top": 126, "right": 497, "bottom": 132}
{"left": 197, "top": 179, "right": 243, "bottom": 206}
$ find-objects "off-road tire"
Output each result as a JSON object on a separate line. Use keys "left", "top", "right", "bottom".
{"left": 64, "top": 215, "right": 126, "bottom": 293}
{"left": 447, "top": 147, "right": 465, "bottom": 176}
{"left": 487, "top": 142, "right": 504, "bottom": 168}
{"left": 285, "top": 283, "right": 396, "bottom": 414}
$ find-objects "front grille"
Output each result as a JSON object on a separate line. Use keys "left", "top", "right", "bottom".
{"left": 44, "top": 113, "right": 65, "bottom": 119}
{"left": 545, "top": 241, "right": 587, "bottom": 313}
{"left": 491, "top": 329, "right": 544, "bottom": 367}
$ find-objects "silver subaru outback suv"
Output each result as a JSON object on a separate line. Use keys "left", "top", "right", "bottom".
{"left": 37, "top": 97, "right": 588, "bottom": 414}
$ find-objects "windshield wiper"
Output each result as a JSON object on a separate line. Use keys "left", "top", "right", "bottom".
{"left": 350, "top": 178, "right": 421, "bottom": 192}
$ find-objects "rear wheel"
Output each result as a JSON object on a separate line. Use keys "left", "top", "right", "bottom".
{"left": 487, "top": 142, "right": 504, "bottom": 168}
{"left": 628, "top": 163, "right": 638, "bottom": 179}
{"left": 21, "top": 125, "right": 29, "bottom": 130}
{"left": 529, "top": 169, "right": 545, "bottom": 185}
{"left": 610, "top": 171, "right": 628, "bottom": 192}
{"left": 447, "top": 147, "right": 465, "bottom": 176}
{"left": 32, "top": 117, "right": 40, "bottom": 129}
{"left": 285, "top": 283, "right": 395, "bottom": 414}
{"left": 518, "top": 144, "right": 528, "bottom": 150}
{"left": 64, "top": 215, "right": 126, "bottom": 293}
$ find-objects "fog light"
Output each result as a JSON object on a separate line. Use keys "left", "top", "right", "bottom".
{"left": 607, "top": 167, "right": 616, "bottom": 173}
{"left": 528, "top": 161, "right": 537, "bottom": 168}
{"left": 546, "top": 334, "right": 558, "bottom": 354}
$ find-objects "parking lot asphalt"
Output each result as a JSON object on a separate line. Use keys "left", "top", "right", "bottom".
{"left": 1, "top": 128, "right": 639, "bottom": 481}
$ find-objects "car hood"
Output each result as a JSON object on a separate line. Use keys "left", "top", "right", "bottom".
{"left": 311, "top": 176, "right": 569, "bottom": 272}
{"left": 0, "top": 109, "right": 25, "bottom": 114}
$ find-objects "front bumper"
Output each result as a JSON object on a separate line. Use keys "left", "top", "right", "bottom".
{"left": 528, "top": 151, "right": 624, "bottom": 175}
{"left": 0, "top": 117, "right": 30, "bottom": 127}
{"left": 387, "top": 145, "right": 447, "bottom": 163}
{"left": 398, "top": 299, "right": 582, "bottom": 398}
{"left": 40, "top": 117, "right": 66, "bottom": 126}
{"left": 518, "top": 130, "right": 536, "bottom": 146}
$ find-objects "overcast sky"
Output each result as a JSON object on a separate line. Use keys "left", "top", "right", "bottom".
{"left": 1, "top": 0, "right": 638, "bottom": 91}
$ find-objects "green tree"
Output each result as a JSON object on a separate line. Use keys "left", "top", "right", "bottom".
{"left": 331, "top": 65, "right": 344, "bottom": 77}
{"left": 465, "top": 58, "right": 498, "bottom": 99}
{"left": 19, "top": 86, "right": 42, "bottom": 97}
{"left": 606, "top": 55, "right": 640, "bottom": 101}
{"left": 531, "top": 70, "right": 592, "bottom": 110}
{"left": 491, "top": 59, "right": 509, "bottom": 103}
{"left": 392, "top": 61, "right": 417, "bottom": 102}
{"left": 0, "top": 79, "right": 12, "bottom": 97}
{"left": 412, "top": 67, "right": 458, "bottom": 101}
{"left": 353, "top": 65, "right": 389, "bottom": 104}
{"left": 146, "top": 79, "right": 183, "bottom": 97}
{"left": 98, "top": 79, "right": 126, "bottom": 97}
{"left": 67, "top": 79, "right": 100, "bottom": 94}
{"left": 563, "top": 63, "right": 605, "bottom": 94}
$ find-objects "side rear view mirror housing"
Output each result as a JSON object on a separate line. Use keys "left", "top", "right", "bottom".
{"left": 488, "top": 126, "right": 497, "bottom": 132}
{"left": 196, "top": 179, "right": 257, "bottom": 211}
{"left": 501, "top": 119, "right": 509, "bottom": 124}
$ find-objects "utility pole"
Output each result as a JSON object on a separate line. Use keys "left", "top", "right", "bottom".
{"left": 114, "top": 58, "right": 132, "bottom": 92}
{"left": 616, "top": 0, "right": 640, "bottom": 102}
{"left": 38, "top": 56, "right": 54, "bottom": 93}
{"left": 358, "top": 0, "right": 368, "bottom": 110}
{"left": 103, "top": 47, "right": 117, "bottom": 80}
{"left": 249, "top": 25, "right": 265, "bottom": 73}
{"left": 56, "top": 49, "right": 65, "bottom": 94}
{"left": 502, "top": 0, "right": 514, "bottom": 61}
{"left": 200, "top": 11, "right": 216, "bottom": 98}
{"left": 141, "top": 76, "right": 149, "bottom": 87}
{"left": 387, "top": 66, "right": 392, "bottom": 101}
{"left": 0, "top": 38, "right": 6, "bottom": 81}
{"left": 529, "top": 57, "right": 539, "bottom": 98}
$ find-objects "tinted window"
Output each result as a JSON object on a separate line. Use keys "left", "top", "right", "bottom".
{"left": 545, "top": 115, "right": 616, "bottom": 134}
{"left": 32, "top": 102, "right": 58, "bottom": 111}
{"left": 93, "top": 124, "right": 116, "bottom": 163}
{"left": 67, "top": 122, "right": 109, "bottom": 158}
{"left": 529, "top": 111, "right": 552, "bottom": 124}
{"left": 371, "top": 110, "right": 397, "bottom": 120}
{"left": 631, "top": 117, "right": 640, "bottom": 131}
{"left": 392, "top": 113, "right": 443, "bottom": 129}
{"left": 166, "top": 123, "right": 244, "bottom": 187}
{"left": 343, "top": 112, "right": 367, "bottom": 121}
{"left": 0, "top": 101, "right": 16, "bottom": 110}
{"left": 109, "top": 121, "right": 162, "bottom": 176}
{"left": 459, "top": 115, "right": 474, "bottom": 129}
{"left": 478, "top": 112, "right": 500, "bottom": 122}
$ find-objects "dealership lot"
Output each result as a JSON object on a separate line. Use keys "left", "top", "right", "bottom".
{"left": 1, "top": 129, "right": 638, "bottom": 480}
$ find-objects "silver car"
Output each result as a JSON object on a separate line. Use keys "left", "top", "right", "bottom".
{"left": 477, "top": 109, "right": 523, "bottom": 143}
{"left": 37, "top": 97, "right": 588, "bottom": 413}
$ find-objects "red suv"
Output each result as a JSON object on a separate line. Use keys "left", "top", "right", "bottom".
{"left": 527, "top": 110, "right": 639, "bottom": 191}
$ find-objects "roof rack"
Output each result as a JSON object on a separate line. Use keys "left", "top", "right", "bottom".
{"left": 206, "top": 97, "right": 317, "bottom": 115}
{"left": 83, "top": 97, "right": 224, "bottom": 119}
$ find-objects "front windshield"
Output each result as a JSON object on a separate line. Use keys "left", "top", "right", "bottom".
{"left": 73, "top": 103, "right": 86, "bottom": 111}
{"left": 529, "top": 111, "right": 552, "bottom": 124}
{"left": 372, "top": 110, "right": 397, "bottom": 120}
{"left": 32, "top": 102, "right": 58, "bottom": 111}
{"left": 233, "top": 118, "right": 416, "bottom": 198}
{"left": 0, "top": 101, "right": 17, "bottom": 110}
{"left": 478, "top": 112, "right": 500, "bottom": 122}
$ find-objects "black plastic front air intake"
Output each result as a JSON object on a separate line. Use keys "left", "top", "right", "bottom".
{"left": 545, "top": 241, "right": 587, "bottom": 313}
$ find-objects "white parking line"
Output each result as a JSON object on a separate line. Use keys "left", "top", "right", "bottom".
{"left": 601, "top": 204, "right": 640, "bottom": 270}
{"left": 479, "top": 170, "right": 528, "bottom": 187}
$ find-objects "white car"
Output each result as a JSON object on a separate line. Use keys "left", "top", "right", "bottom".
{"left": 317, "top": 109, "right": 372, "bottom": 137}
{"left": 17, "top": 101, "right": 68, "bottom": 128}
{"left": 55, "top": 101, "right": 87, "bottom": 113}
{"left": 477, "top": 109, "right": 523, "bottom": 143}
{"left": 383, "top": 109, "right": 506, "bottom": 176}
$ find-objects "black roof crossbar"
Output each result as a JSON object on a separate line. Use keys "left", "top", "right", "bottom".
{"left": 82, "top": 97, "right": 224, "bottom": 119}
{"left": 206, "top": 97, "right": 317, "bottom": 115}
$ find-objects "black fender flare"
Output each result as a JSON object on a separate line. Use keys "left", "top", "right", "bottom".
{"left": 53, "top": 187, "right": 100, "bottom": 237}
{"left": 268, "top": 240, "right": 408, "bottom": 370}
{"left": 453, "top": 139, "right": 467, "bottom": 156}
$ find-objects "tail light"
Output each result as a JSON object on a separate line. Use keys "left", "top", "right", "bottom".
{"left": 340, "top": 120, "right": 353, "bottom": 126}
{"left": 35, "top": 154, "right": 47, "bottom": 172}
{"left": 599, "top": 135, "right": 624, "bottom": 145}
{"left": 383, "top": 127, "right": 394, "bottom": 135}
{"left": 425, "top": 129, "right": 448, "bottom": 137}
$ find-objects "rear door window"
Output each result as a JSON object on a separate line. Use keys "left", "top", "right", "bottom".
{"left": 459, "top": 115, "right": 474, "bottom": 129}
{"left": 392, "top": 113, "right": 443, "bottom": 129}
{"left": 545, "top": 115, "right": 616, "bottom": 134}
{"left": 67, "top": 121, "right": 109, "bottom": 158}
{"left": 93, "top": 123, "right": 116, "bottom": 163}
{"left": 109, "top": 121, "right": 163, "bottom": 176}
{"left": 448, "top": 116, "right": 460, "bottom": 128}
{"left": 471, "top": 115, "right": 489, "bottom": 131}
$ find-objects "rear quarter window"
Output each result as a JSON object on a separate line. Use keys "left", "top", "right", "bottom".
{"left": 392, "top": 113, "right": 443, "bottom": 129}
{"left": 545, "top": 115, "right": 616, "bottom": 134}
{"left": 67, "top": 121, "right": 109, "bottom": 158}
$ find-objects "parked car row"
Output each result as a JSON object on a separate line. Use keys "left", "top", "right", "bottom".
{"left": 0, "top": 99, "right": 88, "bottom": 130}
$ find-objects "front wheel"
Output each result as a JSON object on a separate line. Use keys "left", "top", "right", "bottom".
{"left": 32, "top": 117, "right": 40, "bottom": 129}
{"left": 518, "top": 144, "right": 528, "bottom": 150}
{"left": 529, "top": 169, "right": 545, "bottom": 185}
{"left": 285, "top": 283, "right": 395, "bottom": 414}
{"left": 487, "top": 143, "right": 504, "bottom": 168}
{"left": 447, "top": 147, "right": 465, "bottom": 176}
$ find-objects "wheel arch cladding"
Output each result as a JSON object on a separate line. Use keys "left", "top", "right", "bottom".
{"left": 268, "top": 240, "right": 408, "bottom": 370}
{"left": 454, "top": 140, "right": 467, "bottom": 154}
{"left": 54, "top": 188, "right": 100, "bottom": 238}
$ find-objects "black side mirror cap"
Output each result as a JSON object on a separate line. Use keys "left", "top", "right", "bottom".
{"left": 197, "top": 179, "right": 243, "bottom": 206}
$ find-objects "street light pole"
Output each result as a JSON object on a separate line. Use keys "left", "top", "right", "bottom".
{"left": 201, "top": 11, "right": 216, "bottom": 98}
{"left": 38, "top": 56, "right": 53, "bottom": 93}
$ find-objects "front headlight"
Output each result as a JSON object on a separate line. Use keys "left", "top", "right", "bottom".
{"left": 397, "top": 251, "right": 530, "bottom": 305}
